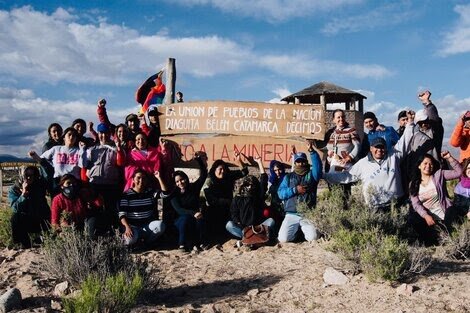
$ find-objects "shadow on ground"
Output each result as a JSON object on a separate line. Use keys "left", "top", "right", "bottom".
{"left": 139, "top": 274, "right": 282, "bottom": 308}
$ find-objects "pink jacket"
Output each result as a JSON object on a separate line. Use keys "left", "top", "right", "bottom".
{"left": 123, "top": 145, "right": 174, "bottom": 191}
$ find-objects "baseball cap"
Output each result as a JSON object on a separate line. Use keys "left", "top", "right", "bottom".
{"left": 97, "top": 123, "right": 109, "bottom": 133}
{"left": 293, "top": 152, "right": 308, "bottom": 162}
{"left": 415, "top": 110, "right": 429, "bottom": 123}
{"left": 370, "top": 137, "right": 386, "bottom": 147}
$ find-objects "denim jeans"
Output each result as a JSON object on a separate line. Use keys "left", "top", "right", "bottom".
{"left": 174, "top": 214, "right": 207, "bottom": 246}
{"left": 123, "top": 220, "right": 165, "bottom": 246}
{"left": 278, "top": 213, "right": 318, "bottom": 243}
{"left": 225, "top": 218, "right": 275, "bottom": 239}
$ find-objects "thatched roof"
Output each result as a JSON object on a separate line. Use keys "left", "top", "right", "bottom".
{"left": 281, "top": 81, "right": 367, "bottom": 104}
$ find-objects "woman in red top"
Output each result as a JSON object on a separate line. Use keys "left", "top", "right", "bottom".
{"left": 51, "top": 174, "right": 103, "bottom": 238}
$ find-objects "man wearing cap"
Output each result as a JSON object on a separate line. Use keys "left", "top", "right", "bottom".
{"left": 324, "top": 114, "right": 414, "bottom": 211}
{"left": 361, "top": 111, "right": 399, "bottom": 158}
{"left": 80, "top": 123, "right": 125, "bottom": 231}
{"left": 277, "top": 141, "right": 323, "bottom": 243}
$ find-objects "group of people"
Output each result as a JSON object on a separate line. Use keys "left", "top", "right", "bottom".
{"left": 7, "top": 90, "right": 470, "bottom": 249}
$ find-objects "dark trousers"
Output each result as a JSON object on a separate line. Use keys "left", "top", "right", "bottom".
{"left": 90, "top": 183, "right": 120, "bottom": 230}
{"left": 408, "top": 208, "right": 459, "bottom": 246}
{"left": 11, "top": 213, "right": 49, "bottom": 248}
{"left": 174, "top": 214, "right": 207, "bottom": 247}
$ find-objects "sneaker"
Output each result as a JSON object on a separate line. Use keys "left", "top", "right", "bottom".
{"left": 199, "top": 244, "right": 210, "bottom": 251}
{"left": 236, "top": 240, "right": 243, "bottom": 248}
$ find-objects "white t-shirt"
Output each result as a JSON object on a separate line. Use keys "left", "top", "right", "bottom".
{"left": 418, "top": 180, "right": 445, "bottom": 220}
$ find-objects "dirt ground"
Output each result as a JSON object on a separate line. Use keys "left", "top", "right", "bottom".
{"left": 1, "top": 239, "right": 469, "bottom": 313}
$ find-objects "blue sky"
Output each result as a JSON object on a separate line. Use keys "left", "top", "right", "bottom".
{"left": 0, "top": 0, "right": 469, "bottom": 156}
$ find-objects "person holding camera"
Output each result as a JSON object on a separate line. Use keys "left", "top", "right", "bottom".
{"left": 277, "top": 140, "right": 322, "bottom": 243}
{"left": 450, "top": 111, "right": 470, "bottom": 162}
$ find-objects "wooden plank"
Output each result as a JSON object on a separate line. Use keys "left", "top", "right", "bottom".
{"left": 0, "top": 162, "right": 36, "bottom": 170}
{"left": 157, "top": 101, "right": 325, "bottom": 139}
{"left": 163, "top": 135, "right": 319, "bottom": 168}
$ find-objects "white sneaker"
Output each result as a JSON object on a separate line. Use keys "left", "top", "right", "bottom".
{"left": 236, "top": 240, "right": 243, "bottom": 248}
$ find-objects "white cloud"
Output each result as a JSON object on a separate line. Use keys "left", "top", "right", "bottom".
{"left": 268, "top": 87, "right": 291, "bottom": 103}
{"left": 0, "top": 6, "right": 392, "bottom": 88}
{"left": 258, "top": 55, "right": 393, "bottom": 79}
{"left": 171, "top": 0, "right": 362, "bottom": 22}
{"left": 439, "top": 4, "right": 470, "bottom": 56}
{"left": 0, "top": 6, "right": 250, "bottom": 84}
{"left": 0, "top": 87, "right": 132, "bottom": 156}
{"left": 321, "top": 1, "right": 417, "bottom": 35}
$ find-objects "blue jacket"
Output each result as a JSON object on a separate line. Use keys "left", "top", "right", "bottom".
{"left": 277, "top": 150, "right": 322, "bottom": 213}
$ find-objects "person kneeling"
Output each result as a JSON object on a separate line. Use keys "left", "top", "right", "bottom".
{"left": 277, "top": 141, "right": 323, "bottom": 243}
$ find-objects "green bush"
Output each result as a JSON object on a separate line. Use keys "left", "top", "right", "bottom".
{"left": 63, "top": 271, "right": 143, "bottom": 313}
{"left": 0, "top": 206, "right": 14, "bottom": 249}
{"left": 42, "top": 228, "right": 148, "bottom": 288}
{"left": 360, "top": 235, "right": 409, "bottom": 282}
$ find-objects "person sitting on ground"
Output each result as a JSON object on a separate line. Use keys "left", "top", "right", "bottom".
{"left": 80, "top": 123, "right": 125, "bottom": 231}
{"left": 226, "top": 157, "right": 275, "bottom": 246}
{"left": 42, "top": 123, "right": 63, "bottom": 153}
{"left": 171, "top": 153, "right": 209, "bottom": 251}
{"left": 51, "top": 174, "right": 103, "bottom": 237}
{"left": 203, "top": 153, "right": 249, "bottom": 235}
{"left": 118, "top": 169, "right": 168, "bottom": 247}
{"left": 266, "top": 159, "right": 287, "bottom": 225}
{"left": 449, "top": 111, "right": 470, "bottom": 163}
{"left": 324, "top": 113, "right": 414, "bottom": 211}
{"left": 8, "top": 166, "right": 50, "bottom": 248}
{"left": 277, "top": 140, "right": 322, "bottom": 243}
{"left": 29, "top": 127, "right": 85, "bottom": 195}
{"left": 453, "top": 157, "right": 470, "bottom": 220}
{"left": 361, "top": 111, "right": 399, "bottom": 156}
{"left": 408, "top": 151, "right": 463, "bottom": 246}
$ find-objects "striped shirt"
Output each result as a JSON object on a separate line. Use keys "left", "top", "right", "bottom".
{"left": 119, "top": 188, "right": 167, "bottom": 226}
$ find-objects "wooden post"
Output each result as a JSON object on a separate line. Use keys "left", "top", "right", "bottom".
{"left": 320, "top": 94, "right": 326, "bottom": 109}
{"left": 165, "top": 58, "right": 176, "bottom": 105}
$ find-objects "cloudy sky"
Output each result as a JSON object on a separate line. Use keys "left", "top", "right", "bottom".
{"left": 0, "top": 0, "right": 469, "bottom": 157}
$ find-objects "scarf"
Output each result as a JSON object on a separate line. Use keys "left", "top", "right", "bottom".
{"left": 294, "top": 163, "right": 310, "bottom": 176}
{"left": 461, "top": 176, "right": 470, "bottom": 188}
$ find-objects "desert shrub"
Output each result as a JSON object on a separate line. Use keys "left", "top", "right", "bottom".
{"left": 436, "top": 221, "right": 470, "bottom": 260}
{"left": 308, "top": 185, "right": 411, "bottom": 239}
{"left": 42, "top": 227, "right": 149, "bottom": 288}
{"left": 0, "top": 206, "right": 14, "bottom": 248}
{"left": 307, "top": 185, "right": 434, "bottom": 281}
{"left": 403, "top": 243, "right": 433, "bottom": 276}
{"left": 63, "top": 271, "right": 143, "bottom": 313}
{"left": 360, "top": 234, "right": 409, "bottom": 282}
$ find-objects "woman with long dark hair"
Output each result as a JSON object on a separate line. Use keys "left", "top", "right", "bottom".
{"left": 171, "top": 153, "right": 208, "bottom": 251}
{"left": 409, "top": 151, "right": 462, "bottom": 245}
{"left": 203, "top": 153, "right": 248, "bottom": 235}
{"left": 42, "top": 123, "right": 63, "bottom": 153}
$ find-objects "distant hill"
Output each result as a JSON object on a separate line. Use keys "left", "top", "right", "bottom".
{"left": 0, "top": 154, "right": 33, "bottom": 163}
